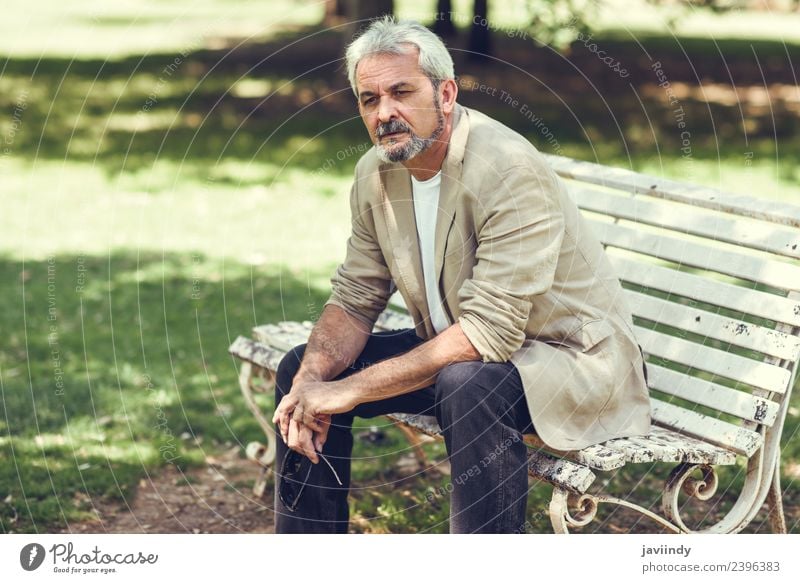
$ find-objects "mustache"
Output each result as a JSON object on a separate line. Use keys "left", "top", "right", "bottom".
{"left": 375, "top": 119, "right": 411, "bottom": 138}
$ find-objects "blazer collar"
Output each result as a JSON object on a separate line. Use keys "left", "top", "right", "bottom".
{"left": 377, "top": 104, "right": 470, "bottom": 336}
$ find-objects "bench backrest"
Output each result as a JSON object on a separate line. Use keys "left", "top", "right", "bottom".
{"left": 544, "top": 154, "right": 800, "bottom": 460}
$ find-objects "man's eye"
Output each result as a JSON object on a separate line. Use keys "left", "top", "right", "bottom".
{"left": 363, "top": 97, "right": 376, "bottom": 106}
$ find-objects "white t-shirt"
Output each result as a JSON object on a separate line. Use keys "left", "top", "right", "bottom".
{"left": 411, "top": 171, "right": 450, "bottom": 334}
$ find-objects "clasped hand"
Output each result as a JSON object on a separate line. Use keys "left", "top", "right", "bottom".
{"left": 272, "top": 379, "right": 355, "bottom": 464}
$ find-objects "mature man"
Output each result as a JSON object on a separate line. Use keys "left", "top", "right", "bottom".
{"left": 272, "top": 17, "right": 650, "bottom": 534}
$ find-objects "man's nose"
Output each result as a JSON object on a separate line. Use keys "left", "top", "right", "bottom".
{"left": 376, "top": 96, "right": 398, "bottom": 124}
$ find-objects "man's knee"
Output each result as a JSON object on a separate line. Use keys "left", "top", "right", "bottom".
{"left": 275, "top": 343, "right": 307, "bottom": 401}
{"left": 434, "top": 361, "right": 521, "bottom": 416}
{"left": 434, "top": 361, "right": 486, "bottom": 407}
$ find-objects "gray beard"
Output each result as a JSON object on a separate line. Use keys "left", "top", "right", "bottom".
{"left": 375, "top": 99, "right": 445, "bottom": 164}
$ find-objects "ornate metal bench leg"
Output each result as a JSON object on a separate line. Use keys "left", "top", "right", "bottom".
{"left": 549, "top": 488, "right": 599, "bottom": 534}
{"left": 551, "top": 487, "right": 682, "bottom": 534}
{"left": 766, "top": 454, "right": 787, "bottom": 534}
{"left": 245, "top": 441, "right": 275, "bottom": 499}
{"left": 238, "top": 361, "right": 278, "bottom": 498}
{"left": 549, "top": 488, "right": 572, "bottom": 534}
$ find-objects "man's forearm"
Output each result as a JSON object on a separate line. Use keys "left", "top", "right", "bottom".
{"left": 333, "top": 322, "right": 481, "bottom": 405}
{"left": 294, "top": 304, "right": 372, "bottom": 383}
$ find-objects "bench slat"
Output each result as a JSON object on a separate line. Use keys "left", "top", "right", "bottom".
{"left": 620, "top": 434, "right": 683, "bottom": 463}
{"left": 524, "top": 436, "right": 627, "bottom": 471}
{"left": 387, "top": 411, "right": 739, "bottom": 468}
{"left": 606, "top": 428, "right": 730, "bottom": 465}
{"left": 624, "top": 290, "right": 800, "bottom": 361}
{"left": 650, "top": 399, "right": 763, "bottom": 456}
{"left": 526, "top": 449, "right": 596, "bottom": 495}
{"left": 646, "top": 364, "right": 780, "bottom": 426}
{"left": 229, "top": 336, "right": 283, "bottom": 371}
{"left": 390, "top": 415, "right": 629, "bottom": 472}
{"left": 641, "top": 426, "right": 737, "bottom": 465}
{"left": 386, "top": 413, "right": 441, "bottom": 437}
{"left": 596, "top": 429, "right": 738, "bottom": 465}
{"left": 387, "top": 413, "right": 625, "bottom": 471}
{"left": 375, "top": 309, "right": 414, "bottom": 331}
{"left": 609, "top": 255, "right": 800, "bottom": 327}
{"left": 588, "top": 219, "right": 800, "bottom": 293}
{"left": 636, "top": 326, "right": 792, "bottom": 393}
{"left": 386, "top": 413, "right": 597, "bottom": 493}
{"left": 253, "top": 321, "right": 313, "bottom": 349}
{"left": 601, "top": 435, "right": 658, "bottom": 463}
{"left": 546, "top": 153, "right": 800, "bottom": 228}
{"left": 571, "top": 186, "right": 800, "bottom": 260}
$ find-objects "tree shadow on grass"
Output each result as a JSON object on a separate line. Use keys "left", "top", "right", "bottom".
{"left": 3, "top": 24, "right": 799, "bottom": 182}
{"left": 0, "top": 250, "right": 331, "bottom": 532}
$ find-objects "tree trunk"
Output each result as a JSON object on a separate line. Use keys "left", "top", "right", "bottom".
{"left": 468, "top": 0, "right": 491, "bottom": 60}
{"left": 322, "top": 0, "right": 348, "bottom": 26}
{"left": 340, "top": 0, "right": 394, "bottom": 42}
{"left": 344, "top": 0, "right": 394, "bottom": 23}
{"left": 433, "top": 0, "right": 457, "bottom": 37}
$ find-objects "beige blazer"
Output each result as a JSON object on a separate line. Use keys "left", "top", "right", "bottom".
{"left": 325, "top": 103, "right": 651, "bottom": 451}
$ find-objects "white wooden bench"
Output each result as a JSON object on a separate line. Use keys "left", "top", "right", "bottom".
{"left": 229, "top": 153, "right": 800, "bottom": 533}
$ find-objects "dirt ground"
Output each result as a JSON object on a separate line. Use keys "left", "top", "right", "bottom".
{"left": 56, "top": 447, "right": 276, "bottom": 534}
{"left": 54, "top": 443, "right": 798, "bottom": 534}
{"left": 53, "top": 446, "right": 445, "bottom": 534}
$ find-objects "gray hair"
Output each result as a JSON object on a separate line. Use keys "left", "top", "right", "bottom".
{"left": 345, "top": 16, "right": 455, "bottom": 96}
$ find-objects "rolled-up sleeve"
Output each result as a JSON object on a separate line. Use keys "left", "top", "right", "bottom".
{"left": 324, "top": 175, "right": 393, "bottom": 328}
{"left": 457, "top": 164, "right": 565, "bottom": 362}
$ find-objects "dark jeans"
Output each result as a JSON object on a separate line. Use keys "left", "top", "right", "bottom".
{"left": 273, "top": 328, "right": 536, "bottom": 534}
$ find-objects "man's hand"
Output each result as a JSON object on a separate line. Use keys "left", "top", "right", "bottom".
{"left": 272, "top": 380, "right": 355, "bottom": 460}
{"left": 280, "top": 414, "right": 332, "bottom": 464}
{"left": 285, "top": 418, "right": 319, "bottom": 463}
{"left": 274, "top": 379, "right": 355, "bottom": 432}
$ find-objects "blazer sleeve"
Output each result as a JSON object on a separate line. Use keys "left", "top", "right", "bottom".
{"left": 323, "top": 173, "right": 393, "bottom": 328}
{"left": 457, "top": 163, "right": 566, "bottom": 362}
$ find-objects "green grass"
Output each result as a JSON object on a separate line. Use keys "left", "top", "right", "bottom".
{"left": 0, "top": 251, "right": 334, "bottom": 532}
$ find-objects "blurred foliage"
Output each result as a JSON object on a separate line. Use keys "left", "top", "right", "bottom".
{"left": 525, "top": 0, "right": 599, "bottom": 48}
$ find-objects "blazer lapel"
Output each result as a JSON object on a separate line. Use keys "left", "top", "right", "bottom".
{"left": 378, "top": 162, "right": 431, "bottom": 326}
{"left": 433, "top": 104, "right": 470, "bottom": 299}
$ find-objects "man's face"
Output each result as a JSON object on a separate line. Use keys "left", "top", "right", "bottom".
{"left": 355, "top": 49, "right": 445, "bottom": 163}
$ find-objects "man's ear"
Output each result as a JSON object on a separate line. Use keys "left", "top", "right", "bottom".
{"left": 439, "top": 78, "right": 458, "bottom": 114}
